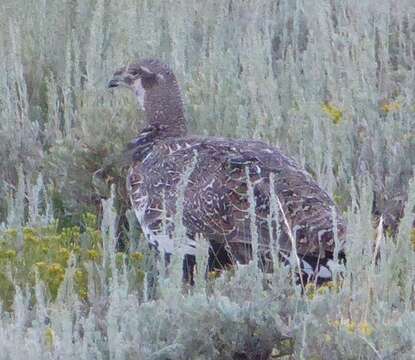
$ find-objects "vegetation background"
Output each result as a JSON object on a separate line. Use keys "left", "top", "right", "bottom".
{"left": 0, "top": 0, "right": 414, "bottom": 358}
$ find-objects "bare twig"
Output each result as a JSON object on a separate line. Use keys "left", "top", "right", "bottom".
{"left": 274, "top": 193, "right": 305, "bottom": 290}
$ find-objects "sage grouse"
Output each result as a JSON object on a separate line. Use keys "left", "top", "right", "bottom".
{"left": 108, "top": 59, "right": 346, "bottom": 284}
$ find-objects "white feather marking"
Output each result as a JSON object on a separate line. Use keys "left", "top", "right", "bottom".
{"left": 133, "top": 187, "right": 142, "bottom": 195}
{"left": 133, "top": 196, "right": 149, "bottom": 237}
{"left": 140, "top": 65, "right": 151, "bottom": 74}
{"left": 317, "top": 265, "right": 332, "bottom": 279}
{"left": 131, "top": 191, "right": 196, "bottom": 256}
{"left": 151, "top": 234, "right": 174, "bottom": 253}
{"left": 142, "top": 151, "right": 152, "bottom": 163}
{"left": 279, "top": 251, "right": 332, "bottom": 279}
{"left": 252, "top": 178, "right": 264, "bottom": 185}
{"left": 301, "top": 259, "right": 314, "bottom": 276}
{"left": 203, "top": 179, "right": 215, "bottom": 191}
{"left": 133, "top": 78, "right": 145, "bottom": 110}
{"left": 177, "top": 242, "right": 197, "bottom": 256}
{"left": 292, "top": 225, "right": 301, "bottom": 237}
{"left": 317, "top": 228, "right": 328, "bottom": 242}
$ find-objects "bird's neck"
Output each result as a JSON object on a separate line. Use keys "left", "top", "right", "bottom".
{"left": 142, "top": 83, "right": 187, "bottom": 138}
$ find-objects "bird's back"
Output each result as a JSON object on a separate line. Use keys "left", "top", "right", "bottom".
{"left": 127, "top": 133, "right": 346, "bottom": 274}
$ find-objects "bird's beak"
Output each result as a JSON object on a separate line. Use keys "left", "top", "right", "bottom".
{"left": 107, "top": 75, "right": 123, "bottom": 88}
{"left": 107, "top": 79, "right": 119, "bottom": 88}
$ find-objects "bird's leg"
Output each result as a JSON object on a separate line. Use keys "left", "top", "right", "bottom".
{"left": 182, "top": 254, "right": 196, "bottom": 286}
{"left": 204, "top": 241, "right": 238, "bottom": 281}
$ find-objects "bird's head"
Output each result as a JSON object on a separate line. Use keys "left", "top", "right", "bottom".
{"left": 108, "top": 58, "right": 186, "bottom": 136}
{"left": 108, "top": 59, "right": 177, "bottom": 111}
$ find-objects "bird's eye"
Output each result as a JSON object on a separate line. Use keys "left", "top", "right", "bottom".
{"left": 130, "top": 69, "right": 139, "bottom": 76}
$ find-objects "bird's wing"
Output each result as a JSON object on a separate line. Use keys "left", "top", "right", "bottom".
{"left": 127, "top": 135, "right": 345, "bottom": 271}
{"left": 179, "top": 138, "right": 345, "bottom": 259}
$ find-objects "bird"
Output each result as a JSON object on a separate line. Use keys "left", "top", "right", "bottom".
{"left": 108, "top": 59, "right": 346, "bottom": 285}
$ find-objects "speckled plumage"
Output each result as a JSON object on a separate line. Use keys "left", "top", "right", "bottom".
{"left": 109, "top": 59, "right": 346, "bottom": 282}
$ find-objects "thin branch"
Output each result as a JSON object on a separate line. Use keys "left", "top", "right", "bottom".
{"left": 274, "top": 193, "right": 305, "bottom": 290}
{"left": 358, "top": 335, "right": 382, "bottom": 360}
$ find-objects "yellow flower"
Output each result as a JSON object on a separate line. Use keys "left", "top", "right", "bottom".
{"left": 91, "top": 230, "right": 102, "bottom": 244}
{"left": 48, "top": 263, "right": 64, "bottom": 275}
{"left": 340, "top": 318, "right": 356, "bottom": 333}
{"left": 58, "top": 247, "right": 70, "bottom": 262}
{"left": 345, "top": 321, "right": 356, "bottom": 333}
{"left": 82, "top": 212, "right": 97, "bottom": 228}
{"left": 208, "top": 270, "right": 221, "bottom": 280}
{"left": 317, "top": 283, "right": 330, "bottom": 295}
{"left": 4, "top": 250, "right": 16, "bottom": 260}
{"left": 35, "top": 261, "right": 48, "bottom": 271}
{"left": 305, "top": 283, "right": 316, "bottom": 300}
{"left": 74, "top": 269, "right": 84, "bottom": 281}
{"left": 332, "top": 318, "right": 357, "bottom": 333}
{"left": 24, "top": 233, "right": 40, "bottom": 245}
{"left": 23, "top": 227, "right": 36, "bottom": 237}
{"left": 87, "top": 249, "right": 100, "bottom": 262}
{"left": 4, "top": 229, "right": 17, "bottom": 238}
{"left": 317, "top": 281, "right": 340, "bottom": 295}
{"left": 44, "top": 327, "right": 55, "bottom": 350}
{"left": 115, "top": 252, "right": 125, "bottom": 267}
{"left": 333, "top": 194, "right": 344, "bottom": 206}
{"left": 79, "top": 289, "right": 88, "bottom": 301}
{"left": 381, "top": 101, "right": 401, "bottom": 113}
{"left": 44, "top": 235, "right": 61, "bottom": 244}
{"left": 61, "top": 227, "right": 81, "bottom": 242}
{"left": 136, "top": 270, "right": 145, "bottom": 283}
{"left": 411, "top": 229, "right": 415, "bottom": 249}
{"left": 322, "top": 102, "right": 343, "bottom": 124}
{"left": 331, "top": 320, "right": 340, "bottom": 328}
{"left": 358, "top": 321, "right": 374, "bottom": 337}
{"left": 324, "top": 334, "right": 332, "bottom": 343}
{"left": 130, "top": 251, "right": 144, "bottom": 262}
